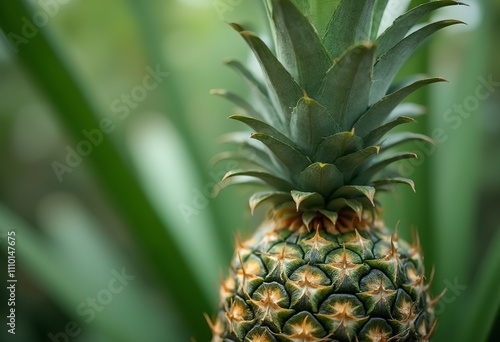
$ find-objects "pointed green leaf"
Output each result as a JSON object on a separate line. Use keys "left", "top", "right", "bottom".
{"left": 224, "top": 58, "right": 268, "bottom": 95}
{"left": 381, "top": 132, "right": 435, "bottom": 151}
{"left": 371, "top": 20, "right": 463, "bottom": 102}
{"left": 354, "top": 152, "right": 418, "bottom": 183}
{"left": 209, "top": 150, "right": 283, "bottom": 177}
{"left": 372, "top": 177, "right": 416, "bottom": 192}
{"left": 314, "top": 131, "right": 363, "bottom": 163}
{"left": 290, "top": 97, "right": 340, "bottom": 155}
{"left": 287, "top": 0, "right": 341, "bottom": 38}
{"left": 298, "top": 162, "right": 344, "bottom": 196}
{"left": 371, "top": 0, "right": 389, "bottom": 39}
{"left": 291, "top": 190, "right": 325, "bottom": 211}
{"left": 377, "top": 1, "right": 465, "bottom": 58}
{"left": 355, "top": 77, "right": 445, "bottom": 137}
{"left": 327, "top": 198, "right": 363, "bottom": 218}
{"left": 332, "top": 185, "right": 375, "bottom": 206}
{"left": 229, "top": 115, "right": 294, "bottom": 146}
{"left": 334, "top": 146, "right": 380, "bottom": 181}
{"left": 318, "top": 209, "right": 339, "bottom": 225}
{"left": 209, "top": 151, "right": 265, "bottom": 170}
{"left": 386, "top": 74, "right": 431, "bottom": 94}
{"left": 251, "top": 133, "right": 311, "bottom": 176}
{"left": 363, "top": 116, "right": 416, "bottom": 147}
{"left": 211, "top": 89, "right": 264, "bottom": 121}
{"left": 219, "top": 132, "right": 284, "bottom": 174}
{"left": 317, "top": 43, "right": 376, "bottom": 129}
{"left": 271, "top": 0, "right": 332, "bottom": 94}
{"left": 224, "top": 59, "right": 280, "bottom": 126}
{"left": 249, "top": 191, "right": 292, "bottom": 214}
{"left": 213, "top": 176, "right": 267, "bottom": 197}
{"left": 323, "top": 0, "right": 376, "bottom": 59}
{"left": 302, "top": 211, "right": 318, "bottom": 228}
{"left": 386, "top": 102, "right": 426, "bottom": 122}
{"left": 223, "top": 170, "right": 294, "bottom": 190}
{"left": 232, "top": 24, "right": 303, "bottom": 124}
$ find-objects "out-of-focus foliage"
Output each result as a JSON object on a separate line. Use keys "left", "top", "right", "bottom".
{"left": 0, "top": 0, "right": 498, "bottom": 341}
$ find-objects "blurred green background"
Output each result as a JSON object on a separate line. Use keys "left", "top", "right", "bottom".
{"left": 0, "top": 0, "right": 498, "bottom": 341}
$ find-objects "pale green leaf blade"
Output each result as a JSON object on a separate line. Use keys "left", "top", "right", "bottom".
{"left": 331, "top": 185, "right": 376, "bottom": 206}
{"left": 290, "top": 97, "right": 340, "bottom": 155}
{"left": 291, "top": 190, "right": 325, "bottom": 210}
{"left": 355, "top": 77, "right": 446, "bottom": 137}
{"left": 232, "top": 24, "right": 303, "bottom": 124}
{"left": 371, "top": 20, "right": 463, "bottom": 103}
{"left": 354, "top": 152, "right": 418, "bottom": 183}
{"left": 219, "top": 132, "right": 285, "bottom": 174}
{"left": 326, "top": 198, "right": 363, "bottom": 218}
{"left": 249, "top": 191, "right": 292, "bottom": 214}
{"left": 323, "top": 0, "right": 376, "bottom": 59}
{"left": 210, "top": 151, "right": 279, "bottom": 175}
{"left": 224, "top": 59, "right": 280, "bottom": 126}
{"left": 363, "top": 116, "right": 416, "bottom": 147}
{"left": 318, "top": 209, "right": 339, "bottom": 225}
{"left": 224, "top": 58, "right": 268, "bottom": 95}
{"left": 377, "top": 1, "right": 465, "bottom": 57}
{"left": 386, "top": 102, "right": 426, "bottom": 122}
{"left": 372, "top": 177, "right": 416, "bottom": 192}
{"left": 371, "top": 0, "right": 389, "bottom": 39}
{"left": 334, "top": 146, "right": 380, "bottom": 181}
{"left": 271, "top": 0, "right": 332, "bottom": 94}
{"left": 317, "top": 42, "right": 376, "bottom": 129}
{"left": 381, "top": 132, "right": 435, "bottom": 151}
{"left": 223, "top": 170, "right": 294, "bottom": 190}
{"left": 211, "top": 89, "right": 265, "bottom": 121}
{"left": 251, "top": 133, "right": 311, "bottom": 176}
{"left": 314, "top": 131, "right": 363, "bottom": 163}
{"left": 298, "top": 162, "right": 344, "bottom": 196}
{"left": 289, "top": 0, "right": 341, "bottom": 37}
{"left": 230, "top": 115, "right": 294, "bottom": 145}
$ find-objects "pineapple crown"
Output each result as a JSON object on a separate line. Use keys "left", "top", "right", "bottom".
{"left": 214, "top": 0, "right": 464, "bottom": 221}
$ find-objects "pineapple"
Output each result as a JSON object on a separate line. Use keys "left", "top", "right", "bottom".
{"left": 209, "top": 1, "right": 462, "bottom": 341}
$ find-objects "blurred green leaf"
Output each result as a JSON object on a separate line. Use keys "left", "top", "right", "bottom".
{"left": 0, "top": 2, "right": 210, "bottom": 339}
{"left": 0, "top": 204, "right": 185, "bottom": 341}
{"left": 124, "top": 1, "right": 235, "bottom": 262}
{"left": 458, "top": 229, "right": 500, "bottom": 342}
{"left": 429, "top": 0, "right": 493, "bottom": 340}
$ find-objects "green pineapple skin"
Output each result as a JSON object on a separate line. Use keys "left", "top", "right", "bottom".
{"left": 210, "top": 213, "right": 434, "bottom": 342}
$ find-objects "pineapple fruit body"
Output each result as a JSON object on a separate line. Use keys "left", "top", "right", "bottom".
{"left": 211, "top": 210, "right": 434, "bottom": 341}
{"left": 210, "top": 1, "right": 462, "bottom": 340}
